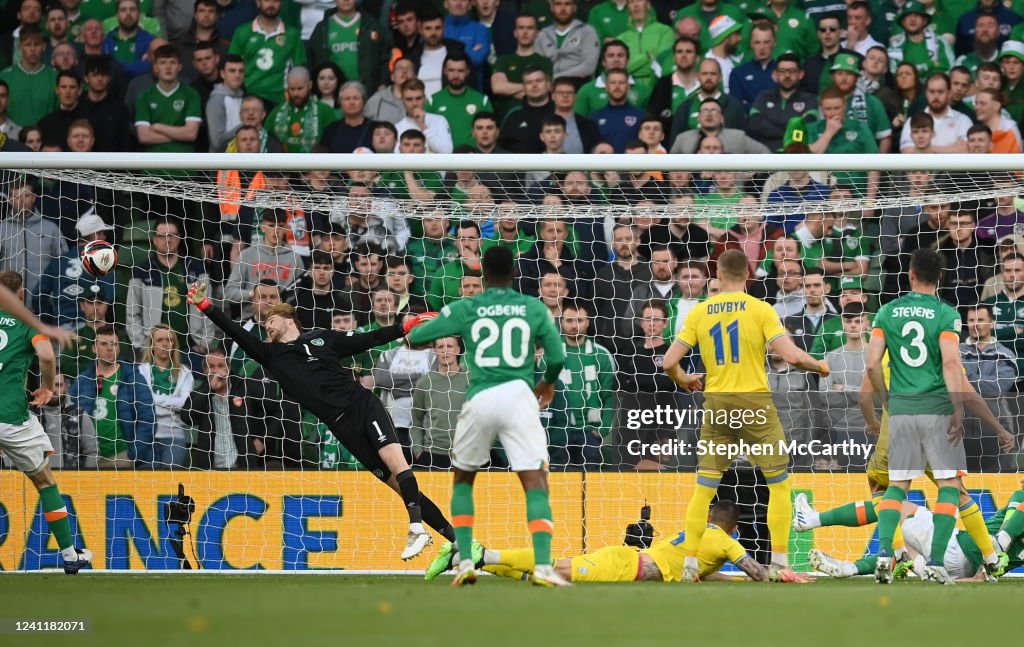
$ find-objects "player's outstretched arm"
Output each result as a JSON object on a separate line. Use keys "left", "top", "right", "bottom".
{"left": 188, "top": 282, "right": 270, "bottom": 365}
{"left": 406, "top": 306, "right": 460, "bottom": 347}
{"left": 959, "top": 373, "right": 1016, "bottom": 452}
{"left": 768, "top": 335, "right": 829, "bottom": 377}
{"left": 0, "top": 284, "right": 77, "bottom": 349}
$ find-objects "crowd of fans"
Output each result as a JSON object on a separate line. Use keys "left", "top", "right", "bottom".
{"left": 2, "top": 0, "right": 1024, "bottom": 472}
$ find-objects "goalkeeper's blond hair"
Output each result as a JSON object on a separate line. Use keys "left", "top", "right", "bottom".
{"left": 266, "top": 303, "right": 303, "bottom": 331}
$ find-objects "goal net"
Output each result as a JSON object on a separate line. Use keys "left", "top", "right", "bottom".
{"left": 0, "top": 152, "right": 1022, "bottom": 573}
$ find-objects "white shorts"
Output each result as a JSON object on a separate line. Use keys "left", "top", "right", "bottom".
{"left": 888, "top": 414, "right": 966, "bottom": 482}
{"left": 452, "top": 380, "right": 548, "bottom": 472}
{"left": 900, "top": 508, "right": 974, "bottom": 579}
{"left": 0, "top": 415, "right": 54, "bottom": 474}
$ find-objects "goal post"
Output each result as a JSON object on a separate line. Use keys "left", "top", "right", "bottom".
{"left": 0, "top": 153, "right": 1022, "bottom": 574}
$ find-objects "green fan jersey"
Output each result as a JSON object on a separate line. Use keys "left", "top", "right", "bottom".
{"left": 871, "top": 291, "right": 962, "bottom": 415}
{"left": 266, "top": 99, "right": 339, "bottom": 153}
{"left": 95, "top": 366, "right": 127, "bottom": 459}
{"left": 491, "top": 52, "right": 552, "bottom": 118}
{"left": 574, "top": 75, "right": 651, "bottom": 116}
{"left": 0, "top": 310, "right": 38, "bottom": 425}
{"left": 545, "top": 337, "right": 616, "bottom": 437}
{"left": 427, "top": 86, "right": 491, "bottom": 148}
{"left": 406, "top": 287, "right": 566, "bottom": 400}
{"left": 228, "top": 19, "right": 307, "bottom": 103}
{"left": 324, "top": 13, "right": 361, "bottom": 83}
{"left": 134, "top": 82, "right": 203, "bottom": 153}
{"left": 0, "top": 63, "right": 58, "bottom": 127}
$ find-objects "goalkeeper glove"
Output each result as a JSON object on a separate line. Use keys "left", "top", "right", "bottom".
{"left": 402, "top": 312, "right": 438, "bottom": 336}
{"left": 188, "top": 282, "right": 212, "bottom": 311}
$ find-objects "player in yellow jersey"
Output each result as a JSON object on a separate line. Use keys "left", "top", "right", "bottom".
{"left": 795, "top": 353, "right": 1016, "bottom": 577}
{"left": 469, "top": 502, "right": 811, "bottom": 583}
{"left": 662, "top": 250, "right": 829, "bottom": 581}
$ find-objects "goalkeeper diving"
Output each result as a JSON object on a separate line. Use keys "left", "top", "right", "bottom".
{"left": 424, "top": 501, "right": 811, "bottom": 583}
{"left": 186, "top": 281, "right": 453, "bottom": 560}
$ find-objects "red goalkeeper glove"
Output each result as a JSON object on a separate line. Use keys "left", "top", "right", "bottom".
{"left": 187, "top": 282, "right": 212, "bottom": 311}
{"left": 402, "top": 312, "right": 438, "bottom": 336}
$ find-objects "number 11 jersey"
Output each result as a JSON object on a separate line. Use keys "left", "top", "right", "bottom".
{"left": 675, "top": 291, "right": 787, "bottom": 393}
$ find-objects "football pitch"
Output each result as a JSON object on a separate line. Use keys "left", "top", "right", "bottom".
{"left": 2, "top": 575, "right": 1021, "bottom": 646}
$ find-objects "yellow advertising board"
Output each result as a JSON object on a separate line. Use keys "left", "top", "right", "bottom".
{"left": 1, "top": 472, "right": 1020, "bottom": 571}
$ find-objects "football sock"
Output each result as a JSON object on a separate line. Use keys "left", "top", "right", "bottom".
{"left": 496, "top": 547, "right": 537, "bottom": 572}
{"left": 525, "top": 489, "right": 554, "bottom": 567}
{"left": 820, "top": 500, "right": 877, "bottom": 527}
{"left": 854, "top": 556, "right": 877, "bottom": 575}
{"left": 395, "top": 470, "right": 423, "bottom": 524}
{"left": 419, "top": 493, "right": 456, "bottom": 541}
{"left": 483, "top": 564, "right": 529, "bottom": 581}
{"left": 959, "top": 498, "right": 997, "bottom": 563}
{"left": 876, "top": 486, "right": 907, "bottom": 554}
{"left": 870, "top": 492, "right": 905, "bottom": 551}
{"left": 685, "top": 471, "right": 721, "bottom": 556}
{"left": 764, "top": 468, "right": 792, "bottom": 566}
{"left": 451, "top": 482, "right": 475, "bottom": 563}
{"left": 39, "top": 485, "right": 76, "bottom": 561}
{"left": 930, "top": 487, "right": 960, "bottom": 566}
{"left": 998, "top": 495, "right": 1024, "bottom": 546}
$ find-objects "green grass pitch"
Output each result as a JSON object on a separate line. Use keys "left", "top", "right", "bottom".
{"left": 3, "top": 575, "right": 1021, "bottom": 646}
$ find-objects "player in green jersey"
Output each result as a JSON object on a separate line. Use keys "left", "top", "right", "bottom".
{"left": 407, "top": 246, "right": 568, "bottom": 587}
{"left": 811, "top": 489, "right": 1024, "bottom": 580}
{"left": 0, "top": 272, "right": 91, "bottom": 573}
{"left": 867, "top": 248, "right": 969, "bottom": 585}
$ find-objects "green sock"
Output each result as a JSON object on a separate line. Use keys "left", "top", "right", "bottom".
{"left": 39, "top": 484, "right": 73, "bottom": 550}
{"left": 525, "top": 489, "right": 553, "bottom": 567}
{"left": 451, "top": 482, "right": 474, "bottom": 563}
{"left": 1000, "top": 498, "right": 1024, "bottom": 540}
{"left": 820, "top": 501, "right": 877, "bottom": 527}
{"left": 930, "top": 486, "right": 961, "bottom": 566}
{"left": 876, "top": 487, "right": 907, "bottom": 554}
{"left": 854, "top": 555, "right": 877, "bottom": 575}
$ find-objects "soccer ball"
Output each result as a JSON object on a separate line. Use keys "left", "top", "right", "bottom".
{"left": 81, "top": 240, "right": 118, "bottom": 276}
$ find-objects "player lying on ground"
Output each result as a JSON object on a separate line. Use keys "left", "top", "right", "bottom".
{"left": 793, "top": 356, "right": 1016, "bottom": 577}
{"left": 187, "top": 282, "right": 450, "bottom": 560}
{"left": 662, "top": 249, "right": 829, "bottom": 581}
{"left": 866, "top": 249, "right": 1000, "bottom": 584}
{"left": 0, "top": 271, "right": 90, "bottom": 573}
{"left": 425, "top": 501, "right": 811, "bottom": 583}
{"left": 406, "top": 246, "right": 569, "bottom": 587}
{"left": 810, "top": 489, "right": 1024, "bottom": 581}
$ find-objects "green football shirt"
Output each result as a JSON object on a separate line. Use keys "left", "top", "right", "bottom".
{"left": 492, "top": 52, "right": 552, "bottom": 118}
{"left": 228, "top": 19, "right": 307, "bottom": 103}
{"left": 0, "top": 63, "right": 58, "bottom": 127}
{"left": 266, "top": 99, "right": 339, "bottom": 153}
{"left": 0, "top": 309, "right": 38, "bottom": 425}
{"left": 325, "top": 13, "right": 361, "bottom": 83}
{"left": 95, "top": 366, "right": 127, "bottom": 459}
{"left": 871, "top": 291, "right": 962, "bottom": 415}
{"left": 427, "top": 86, "right": 491, "bottom": 148}
{"left": 134, "top": 82, "right": 203, "bottom": 153}
{"left": 406, "top": 287, "right": 566, "bottom": 400}
{"left": 959, "top": 490, "right": 1024, "bottom": 574}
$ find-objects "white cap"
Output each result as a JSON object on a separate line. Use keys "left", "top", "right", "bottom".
{"left": 1000, "top": 40, "right": 1024, "bottom": 62}
{"left": 75, "top": 208, "right": 113, "bottom": 237}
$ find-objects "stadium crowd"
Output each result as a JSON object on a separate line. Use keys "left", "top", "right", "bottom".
{"left": 3, "top": 0, "right": 1024, "bottom": 472}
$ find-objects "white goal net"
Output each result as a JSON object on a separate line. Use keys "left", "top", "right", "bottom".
{"left": 0, "top": 152, "right": 1022, "bottom": 573}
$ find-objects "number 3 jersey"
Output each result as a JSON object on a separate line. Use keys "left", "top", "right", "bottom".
{"left": 870, "top": 291, "right": 961, "bottom": 416}
{"left": 676, "top": 291, "right": 786, "bottom": 393}
{"left": 405, "top": 287, "right": 566, "bottom": 401}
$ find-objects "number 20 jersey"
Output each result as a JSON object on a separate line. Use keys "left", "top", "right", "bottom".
{"left": 870, "top": 291, "right": 961, "bottom": 416}
{"left": 676, "top": 291, "right": 787, "bottom": 393}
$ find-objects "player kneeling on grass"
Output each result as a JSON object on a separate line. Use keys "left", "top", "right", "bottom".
{"left": 426, "top": 501, "right": 811, "bottom": 583}
{"left": 810, "top": 488, "right": 1024, "bottom": 582}
{"left": 187, "top": 282, "right": 452, "bottom": 560}
{"left": 0, "top": 271, "right": 90, "bottom": 573}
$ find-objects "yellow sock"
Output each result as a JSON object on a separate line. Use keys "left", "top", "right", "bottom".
{"left": 764, "top": 468, "right": 792, "bottom": 564}
{"left": 960, "top": 499, "right": 996, "bottom": 559}
{"left": 685, "top": 471, "right": 721, "bottom": 555}
{"left": 483, "top": 564, "right": 529, "bottom": 581}
{"left": 497, "top": 547, "right": 538, "bottom": 572}
{"left": 872, "top": 492, "right": 905, "bottom": 551}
